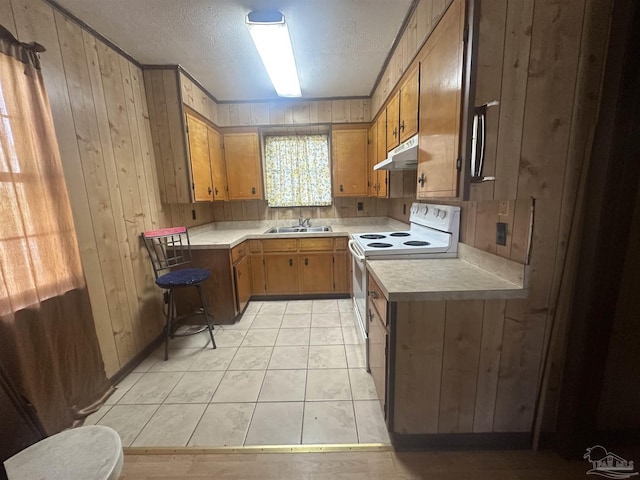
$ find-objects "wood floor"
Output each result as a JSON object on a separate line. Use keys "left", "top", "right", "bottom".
{"left": 120, "top": 448, "right": 625, "bottom": 479}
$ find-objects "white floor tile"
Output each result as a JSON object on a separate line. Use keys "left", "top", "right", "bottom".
{"left": 105, "top": 372, "right": 144, "bottom": 405}
{"left": 131, "top": 404, "right": 206, "bottom": 447}
{"left": 344, "top": 344, "right": 366, "bottom": 369}
{"left": 310, "top": 327, "right": 344, "bottom": 345}
{"left": 268, "top": 346, "right": 309, "bottom": 370}
{"left": 118, "top": 372, "right": 183, "bottom": 404}
{"left": 305, "top": 369, "right": 352, "bottom": 401}
{"left": 312, "top": 299, "right": 339, "bottom": 313}
{"left": 281, "top": 313, "right": 312, "bottom": 328}
{"left": 341, "top": 326, "right": 360, "bottom": 345}
{"left": 259, "top": 370, "right": 307, "bottom": 402}
{"left": 228, "top": 346, "right": 273, "bottom": 370}
{"left": 83, "top": 404, "right": 111, "bottom": 425}
{"left": 188, "top": 403, "right": 255, "bottom": 446}
{"left": 251, "top": 314, "right": 283, "bottom": 329}
{"left": 165, "top": 371, "right": 224, "bottom": 403}
{"left": 189, "top": 347, "right": 237, "bottom": 371}
{"left": 213, "top": 329, "right": 247, "bottom": 347}
{"left": 97, "top": 404, "right": 159, "bottom": 447}
{"left": 354, "top": 400, "right": 390, "bottom": 444}
{"left": 224, "top": 314, "right": 255, "bottom": 330}
{"left": 302, "top": 401, "right": 357, "bottom": 444}
{"left": 311, "top": 313, "right": 342, "bottom": 328}
{"left": 259, "top": 301, "right": 288, "bottom": 315}
{"left": 348, "top": 368, "right": 378, "bottom": 400}
{"left": 210, "top": 370, "right": 266, "bottom": 403}
{"left": 148, "top": 348, "right": 201, "bottom": 372}
{"left": 243, "top": 301, "right": 263, "bottom": 315}
{"left": 275, "top": 328, "right": 310, "bottom": 346}
{"left": 241, "top": 329, "right": 279, "bottom": 347}
{"left": 308, "top": 345, "right": 347, "bottom": 369}
{"left": 245, "top": 402, "right": 303, "bottom": 446}
{"left": 284, "top": 300, "right": 313, "bottom": 314}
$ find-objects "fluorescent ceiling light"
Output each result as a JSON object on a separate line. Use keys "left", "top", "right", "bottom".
{"left": 246, "top": 11, "right": 301, "bottom": 98}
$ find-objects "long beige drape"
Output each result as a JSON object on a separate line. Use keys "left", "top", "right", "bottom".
{"left": 0, "top": 26, "right": 110, "bottom": 434}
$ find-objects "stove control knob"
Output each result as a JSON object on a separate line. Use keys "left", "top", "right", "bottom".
{"left": 440, "top": 210, "right": 447, "bottom": 219}
{"left": 411, "top": 205, "right": 418, "bottom": 214}
{"left": 433, "top": 207, "right": 440, "bottom": 217}
{"left": 422, "top": 205, "right": 429, "bottom": 215}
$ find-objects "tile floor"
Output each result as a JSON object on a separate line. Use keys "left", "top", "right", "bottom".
{"left": 86, "top": 299, "right": 390, "bottom": 447}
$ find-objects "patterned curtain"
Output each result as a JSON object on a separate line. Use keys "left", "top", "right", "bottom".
{"left": 264, "top": 135, "right": 331, "bottom": 207}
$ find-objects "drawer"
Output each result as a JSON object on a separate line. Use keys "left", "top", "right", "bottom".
{"left": 334, "top": 237, "right": 348, "bottom": 251}
{"left": 262, "top": 238, "right": 297, "bottom": 252}
{"left": 231, "top": 241, "right": 248, "bottom": 264}
{"left": 299, "top": 237, "right": 334, "bottom": 252}
{"left": 248, "top": 239, "right": 263, "bottom": 253}
{"left": 368, "top": 275, "right": 388, "bottom": 325}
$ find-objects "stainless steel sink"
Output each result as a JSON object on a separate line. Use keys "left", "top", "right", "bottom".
{"left": 265, "top": 226, "right": 332, "bottom": 234}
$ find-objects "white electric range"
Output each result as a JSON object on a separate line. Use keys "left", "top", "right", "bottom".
{"left": 347, "top": 203, "right": 461, "bottom": 369}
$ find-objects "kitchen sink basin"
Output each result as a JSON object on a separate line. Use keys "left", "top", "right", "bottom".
{"left": 265, "top": 226, "right": 332, "bottom": 234}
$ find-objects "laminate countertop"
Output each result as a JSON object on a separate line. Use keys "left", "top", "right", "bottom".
{"left": 187, "top": 217, "right": 409, "bottom": 249}
{"left": 366, "top": 243, "right": 528, "bottom": 302}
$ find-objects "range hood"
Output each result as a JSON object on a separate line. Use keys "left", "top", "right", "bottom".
{"left": 373, "top": 134, "right": 419, "bottom": 171}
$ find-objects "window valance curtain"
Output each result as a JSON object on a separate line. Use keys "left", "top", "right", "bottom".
{"left": 0, "top": 25, "right": 111, "bottom": 437}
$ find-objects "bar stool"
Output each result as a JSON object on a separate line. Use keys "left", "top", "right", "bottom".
{"left": 141, "top": 226, "right": 216, "bottom": 360}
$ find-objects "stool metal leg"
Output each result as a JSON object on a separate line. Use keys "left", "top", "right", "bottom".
{"left": 164, "top": 288, "right": 174, "bottom": 361}
{"left": 196, "top": 284, "right": 216, "bottom": 349}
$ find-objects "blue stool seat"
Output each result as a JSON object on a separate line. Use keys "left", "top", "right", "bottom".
{"left": 156, "top": 268, "right": 210, "bottom": 288}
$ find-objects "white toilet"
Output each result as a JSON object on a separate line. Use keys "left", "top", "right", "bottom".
{"left": 3, "top": 425, "right": 123, "bottom": 480}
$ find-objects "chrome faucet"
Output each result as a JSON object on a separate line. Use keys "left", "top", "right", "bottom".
{"left": 298, "top": 217, "right": 311, "bottom": 227}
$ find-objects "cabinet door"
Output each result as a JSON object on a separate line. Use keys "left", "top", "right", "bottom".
{"left": 186, "top": 113, "right": 213, "bottom": 201}
{"left": 208, "top": 127, "right": 228, "bottom": 201}
{"left": 386, "top": 91, "right": 400, "bottom": 151}
{"left": 234, "top": 254, "right": 252, "bottom": 313}
{"left": 250, "top": 254, "right": 265, "bottom": 295}
{"left": 417, "top": 0, "right": 464, "bottom": 198}
{"left": 264, "top": 254, "right": 299, "bottom": 294}
{"left": 369, "top": 301, "right": 387, "bottom": 416}
{"left": 300, "top": 253, "right": 333, "bottom": 293}
{"left": 375, "top": 116, "right": 388, "bottom": 198}
{"left": 399, "top": 66, "right": 420, "bottom": 142}
{"left": 224, "top": 132, "right": 263, "bottom": 200}
{"left": 333, "top": 252, "right": 349, "bottom": 293}
{"left": 332, "top": 127, "right": 368, "bottom": 197}
{"left": 367, "top": 123, "right": 377, "bottom": 197}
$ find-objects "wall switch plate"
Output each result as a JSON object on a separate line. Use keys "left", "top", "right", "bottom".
{"left": 496, "top": 222, "right": 507, "bottom": 246}
{"left": 357, "top": 202, "right": 363, "bottom": 211}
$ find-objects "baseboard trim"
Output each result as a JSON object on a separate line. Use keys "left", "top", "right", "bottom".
{"left": 109, "top": 333, "right": 164, "bottom": 384}
{"left": 251, "top": 294, "right": 350, "bottom": 301}
{"left": 390, "top": 432, "right": 532, "bottom": 451}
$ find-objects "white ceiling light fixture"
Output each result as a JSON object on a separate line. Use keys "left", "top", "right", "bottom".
{"left": 246, "top": 11, "right": 301, "bottom": 98}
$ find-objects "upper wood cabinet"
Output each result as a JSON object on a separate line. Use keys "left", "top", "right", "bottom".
{"left": 386, "top": 92, "right": 400, "bottom": 151}
{"left": 368, "top": 115, "right": 388, "bottom": 198}
{"left": 223, "top": 130, "right": 263, "bottom": 200}
{"left": 399, "top": 66, "right": 420, "bottom": 143}
{"left": 332, "top": 125, "right": 368, "bottom": 197}
{"left": 186, "top": 112, "right": 213, "bottom": 201}
{"left": 208, "top": 128, "right": 228, "bottom": 200}
{"left": 144, "top": 67, "right": 227, "bottom": 203}
{"left": 416, "top": 0, "right": 464, "bottom": 198}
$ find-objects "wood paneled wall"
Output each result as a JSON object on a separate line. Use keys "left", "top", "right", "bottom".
{"left": 1, "top": 0, "right": 172, "bottom": 377}
{"left": 370, "top": 0, "right": 453, "bottom": 115}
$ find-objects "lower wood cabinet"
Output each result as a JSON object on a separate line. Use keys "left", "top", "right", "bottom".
{"left": 264, "top": 254, "right": 299, "bottom": 295}
{"left": 233, "top": 254, "right": 252, "bottom": 313}
{"left": 368, "top": 295, "right": 388, "bottom": 416}
{"left": 252, "top": 237, "right": 350, "bottom": 296}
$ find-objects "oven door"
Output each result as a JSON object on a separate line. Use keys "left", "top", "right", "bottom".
{"left": 348, "top": 239, "right": 368, "bottom": 343}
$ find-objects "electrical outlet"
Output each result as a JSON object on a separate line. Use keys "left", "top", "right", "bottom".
{"left": 496, "top": 222, "right": 507, "bottom": 246}
{"left": 192, "top": 209, "right": 196, "bottom": 220}
{"left": 357, "top": 202, "right": 363, "bottom": 211}
{"left": 498, "top": 200, "right": 509, "bottom": 216}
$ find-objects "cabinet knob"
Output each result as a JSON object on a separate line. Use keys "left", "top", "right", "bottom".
{"left": 289, "top": 258, "right": 293, "bottom": 266}
{"left": 214, "top": 187, "right": 218, "bottom": 195}
{"left": 251, "top": 187, "right": 256, "bottom": 195}
{"left": 304, "top": 258, "right": 308, "bottom": 266}
{"left": 393, "top": 127, "right": 397, "bottom": 138}
{"left": 418, "top": 173, "right": 426, "bottom": 187}
{"left": 208, "top": 186, "right": 212, "bottom": 195}
{"left": 369, "top": 290, "right": 378, "bottom": 299}
{"left": 339, "top": 184, "right": 344, "bottom": 192}
{"left": 400, "top": 120, "right": 405, "bottom": 132}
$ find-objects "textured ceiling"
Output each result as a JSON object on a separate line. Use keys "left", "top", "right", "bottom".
{"left": 52, "top": 0, "right": 414, "bottom": 101}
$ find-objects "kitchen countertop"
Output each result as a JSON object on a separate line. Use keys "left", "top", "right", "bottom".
{"left": 188, "top": 217, "right": 409, "bottom": 249}
{"left": 366, "top": 243, "right": 528, "bottom": 302}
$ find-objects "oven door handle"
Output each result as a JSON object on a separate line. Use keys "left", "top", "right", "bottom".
{"left": 348, "top": 239, "right": 366, "bottom": 261}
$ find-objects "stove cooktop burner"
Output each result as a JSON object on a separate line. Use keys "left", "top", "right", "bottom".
{"left": 368, "top": 242, "right": 393, "bottom": 248}
{"left": 360, "top": 234, "right": 386, "bottom": 240}
{"left": 404, "top": 240, "right": 431, "bottom": 246}
{"left": 390, "top": 232, "right": 411, "bottom": 237}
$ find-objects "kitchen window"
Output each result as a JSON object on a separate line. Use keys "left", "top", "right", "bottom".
{"left": 263, "top": 134, "right": 332, "bottom": 207}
